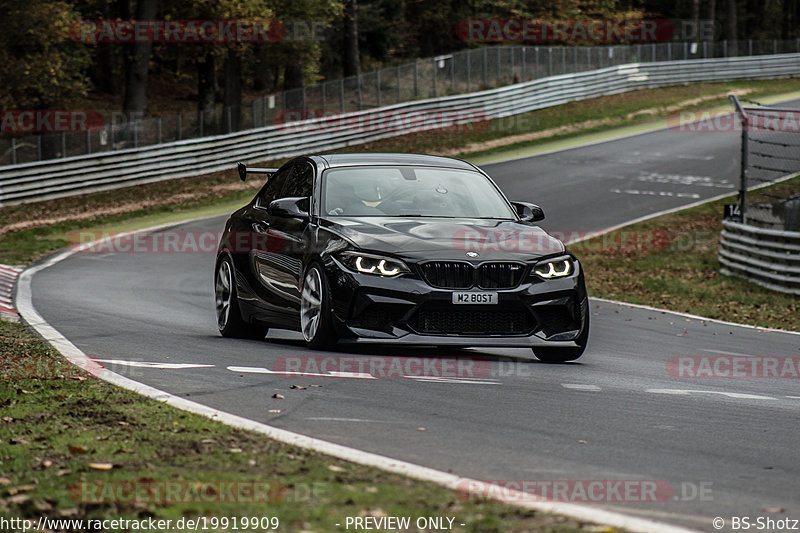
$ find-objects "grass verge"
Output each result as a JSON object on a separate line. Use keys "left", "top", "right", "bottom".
{"left": 571, "top": 176, "right": 800, "bottom": 331}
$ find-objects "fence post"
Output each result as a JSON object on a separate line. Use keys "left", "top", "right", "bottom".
{"left": 773, "top": 39, "right": 777, "bottom": 54}
{"left": 729, "top": 95, "right": 749, "bottom": 223}
{"left": 10, "top": 137, "right": 16, "bottom": 164}
{"left": 396, "top": 65, "right": 401, "bottom": 103}
{"left": 723, "top": 40, "right": 727, "bottom": 57}
{"left": 133, "top": 120, "right": 138, "bottom": 148}
{"left": 377, "top": 69, "right": 381, "bottom": 107}
{"left": 482, "top": 48, "right": 488, "bottom": 86}
{"left": 252, "top": 100, "right": 258, "bottom": 128}
{"left": 450, "top": 55, "right": 455, "bottom": 91}
{"left": 86, "top": 130, "right": 91, "bottom": 154}
{"left": 414, "top": 60, "right": 419, "bottom": 98}
{"left": 37, "top": 135, "right": 42, "bottom": 161}
{"left": 177, "top": 113, "right": 182, "bottom": 140}
{"left": 509, "top": 47, "right": 514, "bottom": 82}
{"left": 495, "top": 47, "right": 500, "bottom": 83}
{"left": 340, "top": 78, "right": 345, "bottom": 112}
{"left": 322, "top": 82, "right": 327, "bottom": 113}
{"left": 572, "top": 46, "right": 577, "bottom": 72}
{"left": 157, "top": 117, "right": 162, "bottom": 143}
{"left": 198, "top": 110, "right": 203, "bottom": 137}
{"left": 357, "top": 75, "right": 362, "bottom": 109}
{"left": 466, "top": 49, "right": 471, "bottom": 91}
{"left": 433, "top": 59, "right": 437, "bottom": 97}
{"left": 547, "top": 47, "right": 552, "bottom": 76}
{"left": 521, "top": 47, "right": 526, "bottom": 81}
{"left": 61, "top": 132, "right": 67, "bottom": 157}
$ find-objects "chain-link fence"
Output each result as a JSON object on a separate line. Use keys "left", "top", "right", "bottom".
{"left": 3, "top": 39, "right": 800, "bottom": 166}
{"left": 729, "top": 95, "right": 800, "bottom": 230}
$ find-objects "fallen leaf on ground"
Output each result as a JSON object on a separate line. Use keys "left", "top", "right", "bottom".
{"left": 88, "top": 463, "right": 114, "bottom": 470}
{"left": 272, "top": 394, "right": 284, "bottom": 399}
{"left": 68, "top": 445, "right": 88, "bottom": 455}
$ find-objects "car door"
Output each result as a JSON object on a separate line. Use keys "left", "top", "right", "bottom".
{"left": 252, "top": 161, "right": 314, "bottom": 314}
{"left": 240, "top": 165, "right": 292, "bottom": 315}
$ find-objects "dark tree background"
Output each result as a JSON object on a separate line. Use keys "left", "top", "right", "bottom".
{"left": 1, "top": 0, "right": 797, "bottom": 115}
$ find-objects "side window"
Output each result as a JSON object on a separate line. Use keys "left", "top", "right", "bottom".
{"left": 281, "top": 163, "right": 313, "bottom": 198}
{"left": 257, "top": 166, "right": 292, "bottom": 207}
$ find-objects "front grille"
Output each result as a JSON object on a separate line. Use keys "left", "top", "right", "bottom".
{"left": 420, "top": 261, "right": 473, "bottom": 289}
{"left": 420, "top": 261, "right": 526, "bottom": 289}
{"left": 477, "top": 263, "right": 525, "bottom": 289}
{"left": 409, "top": 304, "right": 535, "bottom": 336}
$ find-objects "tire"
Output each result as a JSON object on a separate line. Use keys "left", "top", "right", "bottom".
{"left": 300, "top": 263, "right": 338, "bottom": 350}
{"left": 532, "top": 307, "right": 589, "bottom": 363}
{"left": 215, "top": 256, "right": 269, "bottom": 340}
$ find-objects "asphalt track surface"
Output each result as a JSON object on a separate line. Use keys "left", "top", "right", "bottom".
{"left": 29, "top": 106, "right": 800, "bottom": 531}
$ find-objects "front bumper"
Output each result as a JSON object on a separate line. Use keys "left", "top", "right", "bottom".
{"left": 323, "top": 259, "right": 588, "bottom": 347}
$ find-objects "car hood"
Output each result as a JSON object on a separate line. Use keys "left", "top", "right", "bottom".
{"left": 321, "top": 216, "right": 565, "bottom": 261}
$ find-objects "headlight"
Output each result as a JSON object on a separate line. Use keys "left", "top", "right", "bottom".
{"left": 337, "top": 252, "right": 409, "bottom": 277}
{"left": 532, "top": 257, "right": 574, "bottom": 279}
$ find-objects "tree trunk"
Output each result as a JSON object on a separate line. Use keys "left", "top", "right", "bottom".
{"left": 197, "top": 51, "right": 217, "bottom": 135}
{"left": 223, "top": 49, "right": 242, "bottom": 132}
{"left": 706, "top": 0, "right": 716, "bottom": 43}
{"left": 342, "top": 0, "right": 360, "bottom": 77}
{"left": 727, "top": 0, "right": 738, "bottom": 56}
{"left": 122, "top": 0, "right": 158, "bottom": 119}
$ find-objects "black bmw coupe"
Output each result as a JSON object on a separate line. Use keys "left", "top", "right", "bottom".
{"left": 214, "top": 153, "right": 589, "bottom": 362}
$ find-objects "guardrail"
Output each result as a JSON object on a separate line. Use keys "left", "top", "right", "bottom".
{"left": 2, "top": 53, "right": 800, "bottom": 206}
{"left": 719, "top": 219, "right": 800, "bottom": 295}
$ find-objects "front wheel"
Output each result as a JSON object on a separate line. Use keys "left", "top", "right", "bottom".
{"left": 215, "top": 256, "right": 268, "bottom": 340}
{"left": 300, "top": 263, "right": 338, "bottom": 350}
{"left": 532, "top": 308, "right": 589, "bottom": 363}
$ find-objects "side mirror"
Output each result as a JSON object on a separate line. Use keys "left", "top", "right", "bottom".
{"left": 237, "top": 162, "right": 247, "bottom": 182}
{"left": 511, "top": 201, "right": 544, "bottom": 222}
{"left": 267, "top": 197, "right": 310, "bottom": 219}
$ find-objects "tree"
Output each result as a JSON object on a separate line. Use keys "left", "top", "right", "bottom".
{"left": 122, "top": 0, "right": 160, "bottom": 118}
{"left": 342, "top": 0, "right": 360, "bottom": 77}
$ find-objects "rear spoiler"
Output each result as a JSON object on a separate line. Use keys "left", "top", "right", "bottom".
{"left": 237, "top": 162, "right": 278, "bottom": 182}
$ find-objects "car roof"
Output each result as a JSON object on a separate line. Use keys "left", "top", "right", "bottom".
{"left": 315, "top": 153, "right": 478, "bottom": 171}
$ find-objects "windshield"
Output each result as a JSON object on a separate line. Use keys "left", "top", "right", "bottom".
{"left": 322, "top": 165, "right": 516, "bottom": 219}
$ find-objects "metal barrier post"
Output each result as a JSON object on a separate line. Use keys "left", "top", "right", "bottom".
{"left": 729, "top": 94, "right": 749, "bottom": 223}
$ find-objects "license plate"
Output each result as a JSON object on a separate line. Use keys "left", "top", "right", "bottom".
{"left": 452, "top": 292, "right": 498, "bottom": 305}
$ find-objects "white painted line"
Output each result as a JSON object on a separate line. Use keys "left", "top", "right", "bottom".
{"left": 561, "top": 383, "right": 602, "bottom": 391}
{"left": 646, "top": 389, "right": 776, "bottom": 401}
{"left": 15, "top": 221, "right": 697, "bottom": 533}
{"left": 701, "top": 349, "right": 757, "bottom": 357}
{"left": 609, "top": 189, "right": 700, "bottom": 199}
{"left": 95, "top": 359, "right": 214, "bottom": 369}
{"left": 677, "top": 154, "right": 714, "bottom": 161}
{"left": 405, "top": 376, "right": 500, "bottom": 385}
{"left": 328, "top": 371, "right": 378, "bottom": 379}
{"left": 786, "top": 396, "right": 800, "bottom": 399}
{"left": 305, "top": 417, "right": 393, "bottom": 423}
{"left": 227, "top": 366, "right": 376, "bottom": 379}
